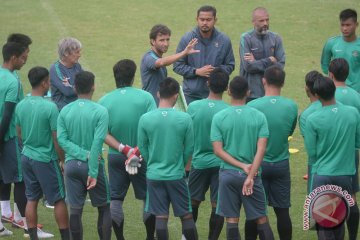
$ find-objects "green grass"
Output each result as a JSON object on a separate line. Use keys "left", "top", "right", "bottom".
{"left": 1, "top": 0, "right": 359, "bottom": 239}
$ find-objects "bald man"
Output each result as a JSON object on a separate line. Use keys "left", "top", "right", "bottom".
{"left": 240, "top": 7, "right": 285, "bottom": 102}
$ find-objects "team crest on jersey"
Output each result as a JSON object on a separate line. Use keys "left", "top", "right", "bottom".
{"left": 208, "top": 102, "right": 215, "bottom": 108}
{"left": 78, "top": 101, "right": 85, "bottom": 107}
{"left": 161, "top": 111, "right": 168, "bottom": 117}
{"left": 332, "top": 107, "right": 338, "bottom": 113}
{"left": 270, "top": 47, "right": 274, "bottom": 54}
{"left": 120, "top": 89, "right": 126, "bottom": 94}
{"left": 342, "top": 89, "right": 348, "bottom": 94}
{"left": 214, "top": 42, "right": 219, "bottom": 48}
{"left": 270, "top": 99, "right": 277, "bottom": 104}
{"left": 353, "top": 51, "right": 359, "bottom": 57}
{"left": 235, "top": 109, "right": 242, "bottom": 114}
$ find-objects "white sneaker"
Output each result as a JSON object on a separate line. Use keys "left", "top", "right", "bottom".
{"left": 24, "top": 228, "right": 54, "bottom": 238}
{"left": 0, "top": 227, "right": 13, "bottom": 237}
{"left": 43, "top": 200, "right": 54, "bottom": 209}
{"left": 181, "top": 234, "right": 187, "bottom": 240}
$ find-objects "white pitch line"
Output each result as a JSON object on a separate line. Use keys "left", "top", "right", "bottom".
{"left": 40, "top": 0, "right": 91, "bottom": 71}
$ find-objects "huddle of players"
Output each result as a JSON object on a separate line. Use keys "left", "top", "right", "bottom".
{"left": 1, "top": 6, "right": 359, "bottom": 240}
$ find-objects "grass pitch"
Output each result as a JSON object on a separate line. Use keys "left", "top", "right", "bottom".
{"left": 1, "top": 0, "right": 359, "bottom": 239}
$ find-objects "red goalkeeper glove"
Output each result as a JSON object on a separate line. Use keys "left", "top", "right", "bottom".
{"left": 125, "top": 147, "right": 142, "bottom": 175}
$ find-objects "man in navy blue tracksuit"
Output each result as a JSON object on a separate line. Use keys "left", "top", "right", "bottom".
{"left": 173, "top": 5, "right": 235, "bottom": 104}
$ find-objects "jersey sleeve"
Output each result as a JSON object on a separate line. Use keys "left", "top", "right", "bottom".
{"left": 186, "top": 103, "right": 195, "bottom": 118}
{"left": 289, "top": 103, "right": 298, "bottom": 136}
{"left": 299, "top": 113, "right": 306, "bottom": 137}
{"left": 183, "top": 116, "right": 194, "bottom": 166}
{"left": 355, "top": 112, "right": 360, "bottom": 149}
{"left": 49, "top": 104, "right": 59, "bottom": 131}
{"left": 137, "top": 116, "right": 149, "bottom": 162}
{"left": 258, "top": 113, "right": 269, "bottom": 138}
{"left": 88, "top": 108, "right": 109, "bottom": 178}
{"left": 143, "top": 53, "right": 158, "bottom": 71}
{"left": 146, "top": 94, "right": 157, "bottom": 112}
{"left": 14, "top": 104, "right": 21, "bottom": 126}
{"left": 210, "top": 113, "right": 223, "bottom": 142}
{"left": 304, "top": 117, "right": 317, "bottom": 165}
{"left": 57, "top": 112, "right": 89, "bottom": 161}
{"left": 320, "top": 39, "right": 333, "bottom": 74}
{"left": 5, "top": 79, "right": 19, "bottom": 103}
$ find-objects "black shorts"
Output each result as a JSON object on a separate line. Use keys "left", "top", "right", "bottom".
{"left": 311, "top": 174, "right": 353, "bottom": 195}
{"left": 65, "top": 160, "right": 110, "bottom": 208}
{"left": 261, "top": 159, "right": 291, "bottom": 208}
{"left": 217, "top": 169, "right": 267, "bottom": 220}
{"left": 108, "top": 153, "right": 147, "bottom": 201}
{"left": 145, "top": 178, "right": 192, "bottom": 217}
{"left": 0, "top": 138, "right": 22, "bottom": 183}
{"left": 22, "top": 156, "right": 65, "bottom": 205}
{"left": 188, "top": 167, "right": 219, "bottom": 203}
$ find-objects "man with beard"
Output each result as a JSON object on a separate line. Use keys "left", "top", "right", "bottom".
{"left": 141, "top": 24, "right": 199, "bottom": 105}
{"left": 240, "top": 7, "right": 285, "bottom": 102}
{"left": 173, "top": 5, "right": 235, "bottom": 104}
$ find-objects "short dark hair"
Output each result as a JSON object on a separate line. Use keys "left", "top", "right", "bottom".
{"left": 159, "top": 77, "right": 179, "bottom": 99}
{"left": 149, "top": 24, "right": 171, "bottom": 41}
{"left": 75, "top": 71, "right": 95, "bottom": 95}
{"left": 2, "top": 42, "right": 26, "bottom": 62}
{"left": 339, "top": 9, "right": 357, "bottom": 22}
{"left": 28, "top": 67, "right": 49, "bottom": 88}
{"left": 264, "top": 65, "right": 285, "bottom": 87}
{"left": 313, "top": 76, "right": 335, "bottom": 101}
{"left": 229, "top": 76, "right": 248, "bottom": 100}
{"left": 328, "top": 58, "right": 349, "bottom": 82}
{"left": 208, "top": 68, "right": 229, "bottom": 94}
{"left": 113, "top": 59, "right": 137, "bottom": 88}
{"left": 197, "top": 5, "right": 217, "bottom": 17}
{"left": 7, "top": 33, "right": 32, "bottom": 48}
{"left": 305, "top": 70, "right": 323, "bottom": 95}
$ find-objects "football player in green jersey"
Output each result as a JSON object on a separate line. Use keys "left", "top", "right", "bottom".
{"left": 321, "top": 9, "right": 360, "bottom": 92}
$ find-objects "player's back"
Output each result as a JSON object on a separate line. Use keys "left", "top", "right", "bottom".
{"left": 187, "top": 99, "right": 229, "bottom": 169}
{"left": 59, "top": 99, "right": 107, "bottom": 154}
{"left": 16, "top": 96, "right": 58, "bottom": 162}
{"left": 98, "top": 87, "right": 156, "bottom": 150}
{"left": 306, "top": 103, "right": 360, "bottom": 176}
{"left": 248, "top": 96, "right": 297, "bottom": 162}
{"left": 335, "top": 86, "right": 360, "bottom": 113}
{"left": 138, "top": 108, "right": 193, "bottom": 180}
{"left": 299, "top": 101, "right": 321, "bottom": 137}
{"left": 211, "top": 105, "right": 268, "bottom": 170}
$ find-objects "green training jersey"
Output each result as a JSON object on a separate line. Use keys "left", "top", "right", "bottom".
{"left": 15, "top": 96, "right": 59, "bottom": 162}
{"left": 299, "top": 101, "right": 321, "bottom": 138}
{"left": 304, "top": 103, "right": 360, "bottom": 176}
{"left": 321, "top": 36, "right": 360, "bottom": 91}
{"left": 138, "top": 108, "right": 194, "bottom": 180}
{"left": 211, "top": 105, "right": 269, "bottom": 172}
{"left": 98, "top": 87, "right": 156, "bottom": 154}
{"left": 57, "top": 99, "right": 109, "bottom": 178}
{"left": 248, "top": 96, "right": 298, "bottom": 163}
{"left": 299, "top": 100, "right": 321, "bottom": 169}
{"left": 0, "top": 67, "right": 24, "bottom": 141}
{"left": 335, "top": 86, "right": 360, "bottom": 113}
{"left": 187, "top": 99, "right": 229, "bottom": 169}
